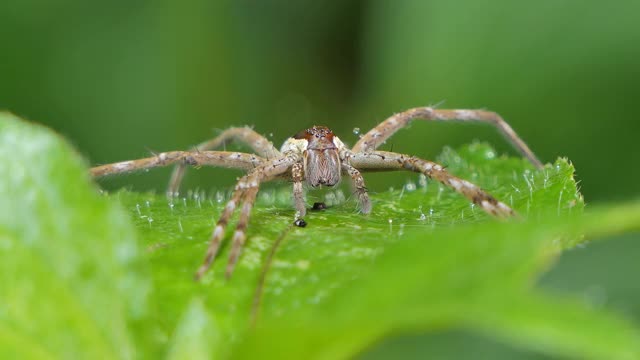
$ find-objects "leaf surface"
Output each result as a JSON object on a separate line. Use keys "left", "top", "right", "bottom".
{"left": 2, "top": 113, "right": 639, "bottom": 359}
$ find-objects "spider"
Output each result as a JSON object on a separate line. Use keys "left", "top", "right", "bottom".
{"left": 90, "top": 107, "right": 543, "bottom": 280}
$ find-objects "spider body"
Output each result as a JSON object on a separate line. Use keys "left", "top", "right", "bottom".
{"left": 90, "top": 107, "right": 543, "bottom": 280}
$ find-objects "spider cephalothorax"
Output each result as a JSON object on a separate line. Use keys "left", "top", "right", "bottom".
{"left": 285, "top": 126, "right": 345, "bottom": 188}
{"left": 91, "top": 106, "right": 543, "bottom": 279}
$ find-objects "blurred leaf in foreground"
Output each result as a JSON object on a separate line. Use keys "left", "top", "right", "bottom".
{"left": 0, "top": 113, "right": 150, "bottom": 359}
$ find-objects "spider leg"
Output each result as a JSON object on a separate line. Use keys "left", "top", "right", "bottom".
{"left": 352, "top": 107, "right": 542, "bottom": 169}
{"left": 225, "top": 183, "right": 260, "bottom": 278}
{"left": 291, "top": 162, "right": 306, "bottom": 218}
{"left": 195, "top": 155, "right": 298, "bottom": 279}
{"left": 349, "top": 151, "right": 515, "bottom": 217}
{"left": 90, "top": 151, "right": 264, "bottom": 178}
{"left": 194, "top": 186, "right": 245, "bottom": 280}
{"left": 342, "top": 163, "right": 371, "bottom": 214}
{"left": 168, "top": 127, "right": 281, "bottom": 195}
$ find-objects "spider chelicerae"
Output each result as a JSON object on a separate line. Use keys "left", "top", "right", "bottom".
{"left": 91, "top": 107, "right": 543, "bottom": 280}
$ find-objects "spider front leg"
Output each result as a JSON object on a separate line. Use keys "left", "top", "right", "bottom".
{"left": 168, "top": 127, "right": 281, "bottom": 196}
{"left": 194, "top": 155, "right": 297, "bottom": 280}
{"left": 224, "top": 183, "right": 260, "bottom": 278}
{"left": 91, "top": 150, "right": 264, "bottom": 177}
{"left": 349, "top": 151, "right": 515, "bottom": 217}
{"left": 194, "top": 173, "right": 264, "bottom": 280}
{"left": 353, "top": 107, "right": 543, "bottom": 169}
{"left": 195, "top": 186, "right": 245, "bottom": 280}
{"left": 194, "top": 174, "right": 264, "bottom": 280}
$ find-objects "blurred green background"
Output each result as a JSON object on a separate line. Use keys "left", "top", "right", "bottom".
{"left": 2, "top": 0, "right": 639, "bottom": 358}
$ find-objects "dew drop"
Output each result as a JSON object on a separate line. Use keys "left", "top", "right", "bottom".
{"left": 352, "top": 127, "right": 360, "bottom": 135}
{"left": 418, "top": 174, "right": 427, "bottom": 188}
{"left": 405, "top": 182, "right": 416, "bottom": 192}
{"left": 216, "top": 191, "right": 224, "bottom": 204}
{"left": 543, "top": 170, "right": 550, "bottom": 189}
{"left": 194, "top": 191, "right": 202, "bottom": 208}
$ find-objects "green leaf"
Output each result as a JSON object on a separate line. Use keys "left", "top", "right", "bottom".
{"left": 107, "top": 138, "right": 637, "bottom": 358}
{"left": 166, "top": 299, "right": 220, "bottom": 360}
{"left": 0, "top": 113, "right": 150, "bottom": 359}
{"left": 2, "top": 113, "right": 639, "bottom": 359}
{"left": 234, "top": 202, "right": 640, "bottom": 360}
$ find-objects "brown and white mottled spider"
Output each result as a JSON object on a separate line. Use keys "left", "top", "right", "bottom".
{"left": 91, "top": 107, "right": 542, "bottom": 280}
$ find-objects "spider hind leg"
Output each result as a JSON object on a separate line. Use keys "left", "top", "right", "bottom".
{"left": 352, "top": 107, "right": 542, "bottom": 169}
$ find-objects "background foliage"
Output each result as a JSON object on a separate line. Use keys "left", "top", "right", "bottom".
{"left": 1, "top": 0, "right": 639, "bottom": 358}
